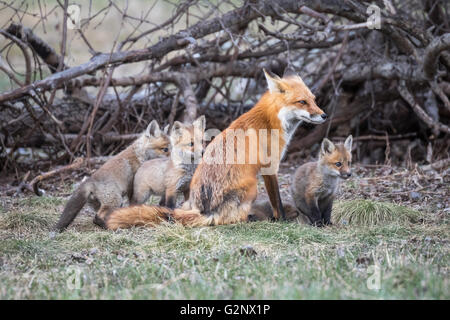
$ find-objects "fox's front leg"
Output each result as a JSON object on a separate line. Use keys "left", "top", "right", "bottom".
{"left": 165, "top": 185, "right": 177, "bottom": 209}
{"left": 158, "top": 191, "right": 166, "bottom": 206}
{"left": 262, "top": 174, "right": 286, "bottom": 220}
{"left": 306, "top": 198, "right": 323, "bottom": 227}
{"left": 183, "top": 189, "right": 190, "bottom": 202}
{"left": 321, "top": 198, "right": 333, "bottom": 226}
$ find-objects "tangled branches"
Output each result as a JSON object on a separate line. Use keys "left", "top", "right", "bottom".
{"left": 0, "top": 0, "right": 449, "bottom": 175}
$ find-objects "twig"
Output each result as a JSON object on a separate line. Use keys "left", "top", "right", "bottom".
{"left": 30, "top": 157, "right": 84, "bottom": 196}
{"left": 332, "top": 133, "right": 417, "bottom": 142}
{"left": 0, "top": 29, "right": 32, "bottom": 85}
{"left": 398, "top": 82, "right": 450, "bottom": 134}
{"left": 420, "top": 158, "right": 450, "bottom": 171}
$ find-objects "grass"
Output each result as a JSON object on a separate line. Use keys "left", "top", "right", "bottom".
{"left": 0, "top": 195, "right": 448, "bottom": 299}
{"left": 333, "top": 200, "right": 422, "bottom": 226}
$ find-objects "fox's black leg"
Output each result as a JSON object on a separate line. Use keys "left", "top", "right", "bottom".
{"left": 158, "top": 191, "right": 166, "bottom": 206}
{"left": 165, "top": 193, "right": 176, "bottom": 209}
{"left": 183, "top": 189, "right": 190, "bottom": 202}
{"left": 322, "top": 200, "right": 333, "bottom": 226}
{"left": 307, "top": 199, "right": 324, "bottom": 227}
{"left": 262, "top": 174, "right": 286, "bottom": 220}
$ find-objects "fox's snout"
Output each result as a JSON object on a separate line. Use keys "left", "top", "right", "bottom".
{"left": 340, "top": 171, "right": 352, "bottom": 179}
{"left": 311, "top": 103, "right": 327, "bottom": 122}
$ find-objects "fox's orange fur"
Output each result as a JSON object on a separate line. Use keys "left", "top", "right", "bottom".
{"left": 105, "top": 69, "right": 327, "bottom": 230}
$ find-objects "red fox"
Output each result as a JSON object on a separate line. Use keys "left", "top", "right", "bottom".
{"left": 54, "top": 120, "right": 170, "bottom": 232}
{"left": 290, "top": 135, "right": 353, "bottom": 226}
{"left": 104, "top": 69, "right": 327, "bottom": 230}
{"left": 132, "top": 116, "right": 206, "bottom": 208}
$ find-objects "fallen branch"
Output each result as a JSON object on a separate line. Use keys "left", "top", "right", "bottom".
{"left": 27, "top": 156, "right": 111, "bottom": 196}
{"left": 5, "top": 22, "right": 68, "bottom": 73}
{"left": 423, "top": 33, "right": 450, "bottom": 80}
{"left": 398, "top": 82, "right": 450, "bottom": 134}
{"left": 333, "top": 133, "right": 417, "bottom": 142}
{"left": 30, "top": 157, "right": 84, "bottom": 195}
{"left": 0, "top": 30, "right": 32, "bottom": 85}
{"left": 420, "top": 158, "right": 450, "bottom": 171}
{"left": 178, "top": 77, "right": 199, "bottom": 123}
{"left": 0, "top": 0, "right": 317, "bottom": 104}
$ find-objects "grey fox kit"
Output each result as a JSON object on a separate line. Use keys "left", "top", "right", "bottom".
{"left": 132, "top": 116, "right": 206, "bottom": 209}
{"left": 54, "top": 120, "right": 170, "bottom": 231}
{"left": 290, "top": 135, "right": 353, "bottom": 226}
{"left": 248, "top": 135, "right": 353, "bottom": 226}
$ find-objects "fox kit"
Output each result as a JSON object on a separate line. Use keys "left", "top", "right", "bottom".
{"left": 248, "top": 198, "right": 310, "bottom": 223}
{"left": 290, "top": 135, "right": 353, "bottom": 226}
{"left": 132, "top": 116, "right": 206, "bottom": 208}
{"left": 54, "top": 120, "right": 170, "bottom": 232}
{"left": 104, "top": 69, "right": 327, "bottom": 230}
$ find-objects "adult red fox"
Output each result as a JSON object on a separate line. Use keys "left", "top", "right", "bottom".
{"left": 131, "top": 116, "right": 206, "bottom": 208}
{"left": 290, "top": 135, "right": 353, "bottom": 226}
{"left": 54, "top": 120, "right": 170, "bottom": 231}
{"left": 104, "top": 69, "right": 327, "bottom": 230}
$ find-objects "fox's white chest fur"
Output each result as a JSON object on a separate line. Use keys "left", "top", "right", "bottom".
{"left": 278, "top": 106, "right": 306, "bottom": 160}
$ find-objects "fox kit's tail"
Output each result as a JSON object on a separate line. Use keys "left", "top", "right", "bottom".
{"left": 55, "top": 182, "right": 93, "bottom": 231}
{"left": 105, "top": 205, "right": 213, "bottom": 230}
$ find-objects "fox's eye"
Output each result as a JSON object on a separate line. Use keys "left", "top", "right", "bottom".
{"left": 162, "top": 148, "right": 169, "bottom": 153}
{"left": 298, "top": 100, "right": 307, "bottom": 105}
{"left": 335, "top": 162, "right": 342, "bottom": 167}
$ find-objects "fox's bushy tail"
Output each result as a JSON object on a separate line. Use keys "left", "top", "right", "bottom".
{"left": 55, "top": 182, "right": 92, "bottom": 232}
{"left": 105, "top": 205, "right": 213, "bottom": 230}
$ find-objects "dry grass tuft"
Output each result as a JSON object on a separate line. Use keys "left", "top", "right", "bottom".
{"left": 333, "top": 200, "right": 421, "bottom": 226}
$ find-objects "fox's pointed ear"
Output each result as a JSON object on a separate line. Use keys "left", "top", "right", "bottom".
{"left": 171, "top": 121, "right": 184, "bottom": 136}
{"left": 146, "top": 120, "right": 161, "bottom": 137}
{"left": 344, "top": 135, "right": 353, "bottom": 152}
{"left": 193, "top": 115, "right": 206, "bottom": 131}
{"left": 263, "top": 69, "right": 283, "bottom": 93}
{"left": 321, "top": 138, "right": 335, "bottom": 155}
{"left": 283, "top": 66, "right": 297, "bottom": 78}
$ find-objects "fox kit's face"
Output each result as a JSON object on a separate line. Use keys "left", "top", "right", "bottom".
{"left": 137, "top": 120, "right": 170, "bottom": 161}
{"left": 320, "top": 135, "right": 353, "bottom": 179}
{"left": 170, "top": 115, "right": 206, "bottom": 164}
{"left": 264, "top": 70, "right": 327, "bottom": 128}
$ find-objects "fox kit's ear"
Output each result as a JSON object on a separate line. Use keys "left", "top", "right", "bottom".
{"left": 263, "top": 69, "right": 283, "bottom": 93}
{"left": 321, "top": 138, "right": 335, "bottom": 155}
{"left": 344, "top": 135, "right": 353, "bottom": 152}
{"left": 146, "top": 120, "right": 161, "bottom": 138}
{"left": 171, "top": 121, "right": 184, "bottom": 137}
{"left": 193, "top": 115, "right": 206, "bottom": 131}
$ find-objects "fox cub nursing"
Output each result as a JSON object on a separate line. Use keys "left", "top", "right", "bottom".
{"left": 54, "top": 120, "right": 170, "bottom": 232}
{"left": 290, "top": 135, "right": 353, "bottom": 226}
{"left": 132, "top": 115, "right": 206, "bottom": 208}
